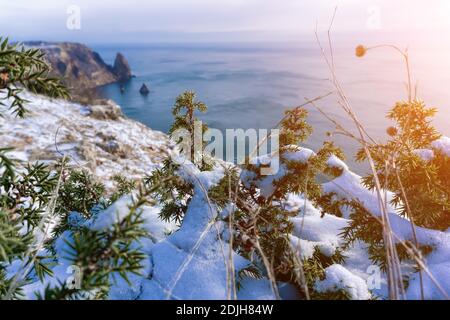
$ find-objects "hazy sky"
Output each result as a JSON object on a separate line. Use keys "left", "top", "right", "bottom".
{"left": 1, "top": 0, "right": 449, "bottom": 43}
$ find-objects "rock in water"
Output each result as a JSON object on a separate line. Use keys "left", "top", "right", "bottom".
{"left": 113, "top": 53, "right": 132, "bottom": 81}
{"left": 140, "top": 84, "right": 150, "bottom": 95}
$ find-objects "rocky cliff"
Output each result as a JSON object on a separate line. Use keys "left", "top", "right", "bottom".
{"left": 113, "top": 53, "right": 133, "bottom": 81}
{"left": 24, "top": 41, "right": 132, "bottom": 91}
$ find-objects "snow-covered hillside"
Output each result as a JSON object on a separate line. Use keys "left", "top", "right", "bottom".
{"left": 17, "top": 152, "right": 448, "bottom": 300}
{"left": 0, "top": 91, "right": 171, "bottom": 190}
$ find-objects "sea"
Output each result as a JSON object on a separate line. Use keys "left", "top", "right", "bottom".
{"left": 93, "top": 39, "right": 450, "bottom": 174}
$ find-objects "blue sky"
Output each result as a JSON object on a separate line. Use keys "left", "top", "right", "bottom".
{"left": 1, "top": 0, "right": 449, "bottom": 43}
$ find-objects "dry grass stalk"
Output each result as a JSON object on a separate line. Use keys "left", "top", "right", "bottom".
{"left": 314, "top": 7, "right": 406, "bottom": 299}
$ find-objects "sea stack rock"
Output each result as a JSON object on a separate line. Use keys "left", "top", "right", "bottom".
{"left": 113, "top": 53, "right": 132, "bottom": 81}
{"left": 140, "top": 84, "right": 150, "bottom": 95}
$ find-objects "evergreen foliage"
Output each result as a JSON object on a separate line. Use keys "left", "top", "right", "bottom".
{"left": 355, "top": 100, "right": 449, "bottom": 230}
{"left": 149, "top": 94, "right": 348, "bottom": 297}
{"left": 319, "top": 100, "right": 449, "bottom": 277}
{"left": 0, "top": 37, "right": 69, "bottom": 117}
{"left": 169, "top": 90, "right": 211, "bottom": 170}
{"left": 146, "top": 91, "right": 212, "bottom": 224}
{"left": 0, "top": 39, "right": 148, "bottom": 299}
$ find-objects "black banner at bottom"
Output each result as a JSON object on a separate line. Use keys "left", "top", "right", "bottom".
{"left": 0, "top": 300, "right": 446, "bottom": 318}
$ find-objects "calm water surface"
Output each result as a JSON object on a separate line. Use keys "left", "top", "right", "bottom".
{"left": 94, "top": 41, "right": 450, "bottom": 173}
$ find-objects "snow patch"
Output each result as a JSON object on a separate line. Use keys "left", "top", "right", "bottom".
{"left": 431, "top": 136, "right": 450, "bottom": 157}
{"left": 314, "top": 264, "right": 372, "bottom": 300}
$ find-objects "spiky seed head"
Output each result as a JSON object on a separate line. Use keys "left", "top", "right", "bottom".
{"left": 355, "top": 45, "right": 367, "bottom": 58}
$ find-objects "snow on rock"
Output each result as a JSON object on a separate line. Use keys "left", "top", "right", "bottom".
{"left": 241, "top": 146, "right": 314, "bottom": 200}
{"left": 0, "top": 91, "right": 171, "bottom": 190}
{"left": 108, "top": 251, "right": 153, "bottom": 300}
{"left": 314, "top": 264, "right": 372, "bottom": 300}
{"left": 431, "top": 136, "right": 450, "bottom": 157}
{"left": 139, "top": 160, "right": 277, "bottom": 300}
{"left": 88, "top": 167, "right": 277, "bottom": 300}
{"left": 16, "top": 196, "right": 178, "bottom": 300}
{"left": 413, "top": 136, "right": 450, "bottom": 161}
{"left": 90, "top": 195, "right": 177, "bottom": 242}
{"left": 323, "top": 170, "right": 395, "bottom": 219}
{"left": 103, "top": 198, "right": 178, "bottom": 300}
{"left": 241, "top": 157, "right": 285, "bottom": 199}
{"left": 90, "top": 195, "right": 134, "bottom": 231}
{"left": 285, "top": 193, "right": 388, "bottom": 298}
{"left": 414, "top": 149, "right": 435, "bottom": 162}
{"left": 327, "top": 154, "right": 349, "bottom": 171}
{"left": 286, "top": 194, "right": 347, "bottom": 259}
{"left": 283, "top": 146, "right": 315, "bottom": 163}
{"left": 260, "top": 144, "right": 450, "bottom": 300}
{"left": 3, "top": 150, "right": 29, "bottom": 162}
{"left": 321, "top": 156, "right": 450, "bottom": 299}
{"left": 323, "top": 161, "right": 450, "bottom": 250}
{"left": 139, "top": 205, "right": 178, "bottom": 245}
{"left": 18, "top": 231, "right": 85, "bottom": 298}
{"left": 146, "top": 240, "right": 238, "bottom": 300}
{"left": 407, "top": 262, "right": 450, "bottom": 300}
{"left": 238, "top": 279, "right": 299, "bottom": 300}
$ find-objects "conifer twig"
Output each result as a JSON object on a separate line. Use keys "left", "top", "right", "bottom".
{"left": 4, "top": 156, "right": 67, "bottom": 299}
